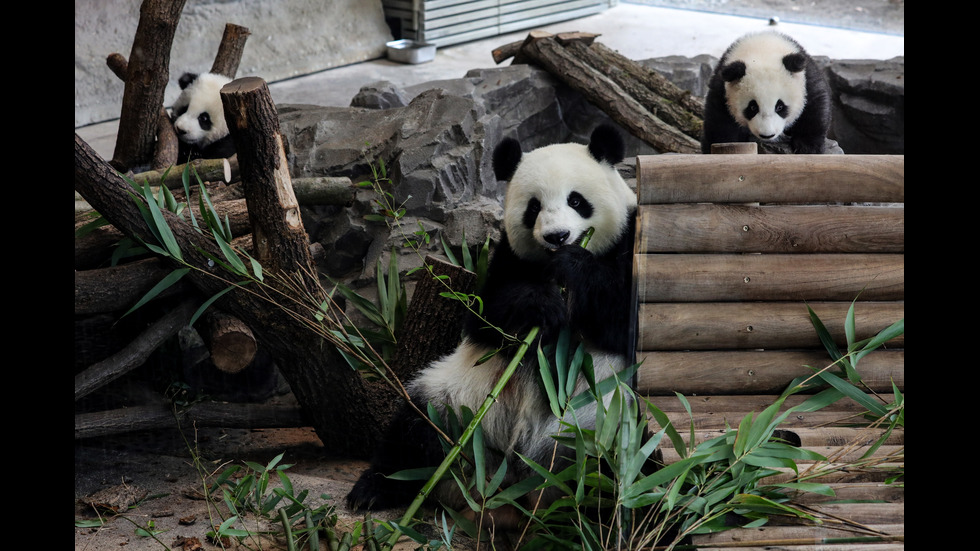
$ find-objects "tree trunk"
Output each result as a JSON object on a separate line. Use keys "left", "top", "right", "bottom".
{"left": 111, "top": 0, "right": 187, "bottom": 172}
{"left": 211, "top": 23, "right": 251, "bottom": 79}
{"left": 390, "top": 256, "right": 476, "bottom": 381}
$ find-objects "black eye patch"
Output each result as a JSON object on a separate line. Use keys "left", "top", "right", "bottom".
{"left": 522, "top": 197, "right": 541, "bottom": 229}
{"left": 568, "top": 191, "right": 593, "bottom": 218}
{"left": 198, "top": 112, "right": 213, "bottom": 131}
{"left": 775, "top": 99, "right": 788, "bottom": 118}
{"left": 743, "top": 100, "right": 759, "bottom": 120}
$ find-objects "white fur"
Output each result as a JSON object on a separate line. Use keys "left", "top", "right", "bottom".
{"left": 172, "top": 73, "right": 231, "bottom": 147}
{"left": 502, "top": 142, "right": 637, "bottom": 263}
{"left": 724, "top": 32, "right": 807, "bottom": 141}
{"left": 411, "top": 339, "right": 626, "bottom": 473}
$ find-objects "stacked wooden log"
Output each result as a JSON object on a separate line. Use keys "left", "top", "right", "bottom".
{"left": 494, "top": 31, "right": 703, "bottom": 154}
{"left": 633, "top": 153, "right": 905, "bottom": 550}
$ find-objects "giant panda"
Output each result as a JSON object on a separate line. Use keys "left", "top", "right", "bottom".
{"left": 171, "top": 72, "right": 236, "bottom": 163}
{"left": 701, "top": 31, "right": 832, "bottom": 154}
{"left": 346, "top": 124, "right": 638, "bottom": 522}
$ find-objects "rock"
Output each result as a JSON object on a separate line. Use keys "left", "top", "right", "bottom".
{"left": 826, "top": 57, "right": 905, "bottom": 154}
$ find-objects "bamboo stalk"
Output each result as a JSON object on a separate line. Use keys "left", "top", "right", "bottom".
{"left": 388, "top": 326, "right": 540, "bottom": 547}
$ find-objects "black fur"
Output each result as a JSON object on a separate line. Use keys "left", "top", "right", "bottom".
{"left": 587, "top": 124, "right": 626, "bottom": 165}
{"left": 492, "top": 137, "right": 523, "bottom": 181}
{"left": 701, "top": 33, "right": 832, "bottom": 154}
{"left": 176, "top": 134, "right": 236, "bottom": 164}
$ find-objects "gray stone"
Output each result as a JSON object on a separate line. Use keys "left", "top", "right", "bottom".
{"left": 349, "top": 81, "right": 411, "bottom": 110}
{"left": 825, "top": 57, "right": 905, "bottom": 154}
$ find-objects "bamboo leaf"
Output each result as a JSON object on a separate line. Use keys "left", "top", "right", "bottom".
{"left": 143, "top": 185, "right": 183, "bottom": 260}
{"left": 537, "top": 346, "right": 561, "bottom": 418}
{"left": 807, "top": 305, "right": 844, "bottom": 364}
{"left": 122, "top": 268, "right": 190, "bottom": 318}
{"left": 213, "top": 231, "right": 249, "bottom": 276}
{"left": 190, "top": 285, "right": 241, "bottom": 326}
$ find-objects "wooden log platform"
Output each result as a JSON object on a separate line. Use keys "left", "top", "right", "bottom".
{"left": 633, "top": 152, "right": 904, "bottom": 549}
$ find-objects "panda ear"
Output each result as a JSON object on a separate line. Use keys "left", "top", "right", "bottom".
{"left": 782, "top": 53, "right": 807, "bottom": 74}
{"left": 492, "top": 137, "right": 522, "bottom": 182}
{"left": 178, "top": 72, "right": 199, "bottom": 90}
{"left": 587, "top": 124, "right": 625, "bottom": 166}
{"left": 720, "top": 61, "right": 746, "bottom": 83}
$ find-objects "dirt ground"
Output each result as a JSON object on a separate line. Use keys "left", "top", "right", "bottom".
{"left": 74, "top": 394, "right": 405, "bottom": 551}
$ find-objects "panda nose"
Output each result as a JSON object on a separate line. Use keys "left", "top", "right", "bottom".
{"left": 758, "top": 133, "right": 776, "bottom": 139}
{"left": 544, "top": 231, "right": 570, "bottom": 247}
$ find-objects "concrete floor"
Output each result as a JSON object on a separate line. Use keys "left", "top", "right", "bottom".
{"left": 75, "top": 3, "right": 904, "bottom": 161}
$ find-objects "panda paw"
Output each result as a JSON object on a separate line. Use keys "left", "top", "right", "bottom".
{"left": 548, "top": 245, "right": 596, "bottom": 285}
{"left": 346, "top": 469, "right": 413, "bottom": 512}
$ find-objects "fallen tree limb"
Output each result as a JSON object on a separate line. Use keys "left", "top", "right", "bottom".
{"left": 74, "top": 298, "right": 197, "bottom": 401}
{"left": 74, "top": 257, "right": 186, "bottom": 315}
{"left": 75, "top": 400, "right": 307, "bottom": 439}
{"left": 497, "top": 32, "right": 702, "bottom": 153}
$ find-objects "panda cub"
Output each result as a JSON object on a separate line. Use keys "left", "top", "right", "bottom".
{"left": 171, "top": 72, "right": 236, "bottom": 163}
{"left": 701, "top": 31, "right": 832, "bottom": 154}
{"left": 346, "top": 124, "right": 638, "bottom": 518}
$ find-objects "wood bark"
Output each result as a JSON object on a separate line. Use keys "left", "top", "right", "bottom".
{"left": 500, "top": 32, "right": 701, "bottom": 153}
{"left": 74, "top": 257, "right": 185, "bottom": 315}
{"left": 636, "top": 154, "right": 905, "bottom": 204}
{"left": 75, "top": 401, "right": 306, "bottom": 439}
{"left": 636, "top": 301, "right": 905, "bottom": 351}
{"left": 636, "top": 253, "right": 905, "bottom": 302}
{"left": 76, "top": 130, "right": 388, "bottom": 457}
{"left": 210, "top": 23, "right": 251, "bottom": 78}
{"left": 108, "top": 52, "right": 180, "bottom": 172}
{"left": 562, "top": 40, "right": 703, "bottom": 141}
{"left": 588, "top": 41, "right": 705, "bottom": 120}
{"left": 636, "top": 203, "right": 905, "bottom": 254}
{"left": 204, "top": 310, "right": 257, "bottom": 373}
{"left": 636, "top": 349, "right": 904, "bottom": 395}
{"left": 390, "top": 256, "right": 476, "bottom": 381}
{"left": 111, "top": 0, "right": 187, "bottom": 172}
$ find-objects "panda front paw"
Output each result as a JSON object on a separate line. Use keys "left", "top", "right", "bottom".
{"left": 346, "top": 468, "right": 415, "bottom": 512}
{"left": 548, "top": 244, "right": 595, "bottom": 286}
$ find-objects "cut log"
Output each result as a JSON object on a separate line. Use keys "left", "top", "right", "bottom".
{"left": 562, "top": 40, "right": 702, "bottom": 140}
{"left": 204, "top": 310, "right": 257, "bottom": 373}
{"left": 210, "top": 23, "right": 251, "bottom": 79}
{"left": 130, "top": 156, "right": 237, "bottom": 189}
{"left": 290, "top": 176, "right": 356, "bottom": 206}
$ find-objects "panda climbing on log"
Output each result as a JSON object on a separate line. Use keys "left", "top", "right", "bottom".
{"left": 171, "top": 72, "right": 236, "bottom": 163}
{"left": 346, "top": 125, "right": 638, "bottom": 524}
{"left": 701, "top": 31, "right": 832, "bottom": 154}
